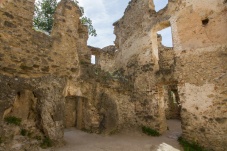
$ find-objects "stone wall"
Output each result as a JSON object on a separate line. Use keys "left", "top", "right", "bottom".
{"left": 111, "top": 0, "right": 227, "bottom": 150}
{"left": 0, "top": 0, "right": 226, "bottom": 150}
{"left": 175, "top": 46, "right": 227, "bottom": 151}
{"left": 0, "top": 0, "right": 89, "bottom": 77}
{"left": 172, "top": 1, "right": 227, "bottom": 150}
{"left": 0, "top": 0, "right": 89, "bottom": 150}
{"left": 98, "top": 45, "right": 116, "bottom": 72}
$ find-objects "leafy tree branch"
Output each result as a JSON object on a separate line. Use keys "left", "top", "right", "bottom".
{"left": 33, "top": 0, "right": 97, "bottom": 36}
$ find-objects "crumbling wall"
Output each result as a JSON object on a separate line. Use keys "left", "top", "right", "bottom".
{"left": 66, "top": 65, "right": 135, "bottom": 134}
{"left": 0, "top": 0, "right": 89, "bottom": 149}
{"left": 171, "top": 0, "right": 227, "bottom": 53}
{"left": 175, "top": 46, "right": 227, "bottom": 151}
{"left": 113, "top": 0, "right": 155, "bottom": 69}
{"left": 1, "top": 0, "right": 226, "bottom": 150}
{"left": 112, "top": 0, "right": 169, "bottom": 134}
{"left": 112, "top": 0, "right": 227, "bottom": 150}
{"left": 171, "top": 1, "right": 227, "bottom": 150}
{"left": 98, "top": 45, "right": 116, "bottom": 72}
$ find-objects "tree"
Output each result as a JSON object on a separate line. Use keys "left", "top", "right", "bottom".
{"left": 33, "top": 0, "right": 97, "bottom": 36}
{"left": 81, "top": 16, "right": 97, "bottom": 37}
{"left": 33, "top": 0, "right": 57, "bottom": 33}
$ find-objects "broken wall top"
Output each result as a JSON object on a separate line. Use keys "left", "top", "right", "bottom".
{"left": 0, "top": 0, "right": 89, "bottom": 77}
{"left": 112, "top": 0, "right": 227, "bottom": 69}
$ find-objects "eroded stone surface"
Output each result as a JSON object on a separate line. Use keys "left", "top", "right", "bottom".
{"left": 0, "top": 0, "right": 226, "bottom": 151}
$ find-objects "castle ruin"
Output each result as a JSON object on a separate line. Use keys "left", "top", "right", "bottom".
{"left": 0, "top": 0, "right": 226, "bottom": 150}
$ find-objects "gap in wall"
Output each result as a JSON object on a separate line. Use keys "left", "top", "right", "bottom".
{"left": 157, "top": 26, "right": 173, "bottom": 47}
{"left": 153, "top": 0, "right": 168, "bottom": 12}
{"left": 91, "top": 55, "right": 96, "bottom": 64}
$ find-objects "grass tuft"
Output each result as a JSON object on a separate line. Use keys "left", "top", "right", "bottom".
{"left": 40, "top": 137, "right": 53, "bottom": 149}
{"left": 4, "top": 116, "right": 22, "bottom": 126}
{"left": 178, "top": 136, "right": 207, "bottom": 151}
{"left": 20, "top": 129, "right": 28, "bottom": 136}
{"left": 142, "top": 126, "right": 160, "bottom": 136}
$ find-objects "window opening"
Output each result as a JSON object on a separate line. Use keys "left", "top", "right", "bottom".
{"left": 157, "top": 26, "right": 173, "bottom": 47}
{"left": 153, "top": 0, "right": 168, "bottom": 12}
{"left": 91, "top": 55, "right": 96, "bottom": 64}
{"left": 202, "top": 18, "right": 209, "bottom": 26}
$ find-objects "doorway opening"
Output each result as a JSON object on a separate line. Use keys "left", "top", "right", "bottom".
{"left": 164, "top": 85, "right": 181, "bottom": 120}
{"left": 163, "top": 84, "right": 182, "bottom": 140}
{"left": 64, "top": 96, "right": 85, "bottom": 130}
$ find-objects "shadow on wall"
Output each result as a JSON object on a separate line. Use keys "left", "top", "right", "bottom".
{"left": 97, "top": 92, "right": 119, "bottom": 134}
{"left": 164, "top": 85, "right": 181, "bottom": 120}
{"left": 64, "top": 96, "right": 86, "bottom": 129}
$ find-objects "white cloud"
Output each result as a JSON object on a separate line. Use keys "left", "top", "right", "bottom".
{"left": 77, "top": 0, "right": 172, "bottom": 48}
{"left": 77, "top": 0, "right": 129, "bottom": 48}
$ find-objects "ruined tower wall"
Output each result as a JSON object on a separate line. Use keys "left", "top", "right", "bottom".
{"left": 0, "top": 0, "right": 89, "bottom": 77}
{"left": 113, "top": 0, "right": 155, "bottom": 69}
{"left": 171, "top": 0, "right": 227, "bottom": 53}
{"left": 113, "top": 0, "right": 227, "bottom": 150}
{"left": 0, "top": 0, "right": 89, "bottom": 147}
{"left": 175, "top": 47, "right": 227, "bottom": 151}
{"left": 112, "top": 0, "right": 169, "bottom": 133}
{"left": 171, "top": 0, "right": 227, "bottom": 150}
{"left": 98, "top": 45, "right": 116, "bottom": 72}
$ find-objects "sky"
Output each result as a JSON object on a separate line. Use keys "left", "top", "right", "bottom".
{"left": 77, "top": 0, "right": 172, "bottom": 48}
{"left": 77, "top": 0, "right": 130, "bottom": 48}
{"left": 37, "top": 0, "right": 172, "bottom": 48}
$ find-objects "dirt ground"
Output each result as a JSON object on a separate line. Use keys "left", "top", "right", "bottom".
{"left": 55, "top": 120, "right": 183, "bottom": 151}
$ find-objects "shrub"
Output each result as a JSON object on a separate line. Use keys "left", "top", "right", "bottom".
{"left": 0, "top": 137, "right": 2, "bottom": 144}
{"left": 40, "top": 137, "right": 53, "bottom": 149}
{"left": 35, "top": 135, "right": 42, "bottom": 141}
{"left": 178, "top": 136, "right": 207, "bottom": 151}
{"left": 20, "top": 129, "right": 27, "bottom": 136}
{"left": 4, "top": 116, "right": 22, "bottom": 126}
{"left": 27, "top": 132, "right": 33, "bottom": 138}
{"left": 142, "top": 126, "right": 160, "bottom": 136}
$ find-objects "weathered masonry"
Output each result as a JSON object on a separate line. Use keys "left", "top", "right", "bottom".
{"left": 0, "top": 0, "right": 226, "bottom": 151}
{"left": 110, "top": 0, "right": 227, "bottom": 150}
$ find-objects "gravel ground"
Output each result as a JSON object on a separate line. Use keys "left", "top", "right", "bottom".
{"left": 55, "top": 120, "right": 183, "bottom": 151}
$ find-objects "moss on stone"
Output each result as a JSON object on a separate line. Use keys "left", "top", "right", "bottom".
{"left": 178, "top": 136, "right": 207, "bottom": 151}
{"left": 40, "top": 137, "right": 53, "bottom": 149}
{"left": 142, "top": 126, "right": 160, "bottom": 136}
{"left": 4, "top": 116, "right": 22, "bottom": 126}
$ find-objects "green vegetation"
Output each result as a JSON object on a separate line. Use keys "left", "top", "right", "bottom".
{"left": 81, "top": 16, "right": 97, "bottom": 37}
{"left": 40, "top": 137, "right": 53, "bottom": 149}
{"left": 20, "top": 129, "right": 28, "bottom": 136}
{"left": 33, "top": 0, "right": 57, "bottom": 33}
{"left": 142, "top": 126, "right": 160, "bottom": 136}
{"left": 81, "top": 128, "right": 92, "bottom": 133}
{"left": 34, "top": 0, "right": 97, "bottom": 36}
{"left": 0, "top": 137, "right": 2, "bottom": 144}
{"left": 4, "top": 116, "right": 22, "bottom": 126}
{"left": 178, "top": 136, "right": 207, "bottom": 151}
{"left": 35, "top": 135, "right": 42, "bottom": 141}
